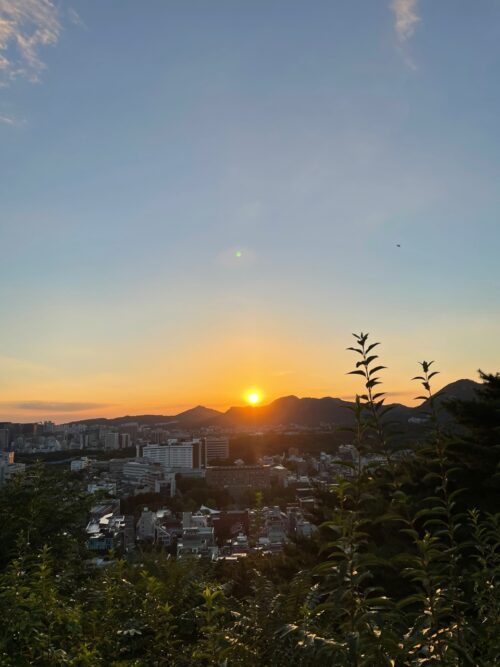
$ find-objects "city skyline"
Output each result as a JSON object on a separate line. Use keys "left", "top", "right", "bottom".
{"left": 1, "top": 1, "right": 500, "bottom": 422}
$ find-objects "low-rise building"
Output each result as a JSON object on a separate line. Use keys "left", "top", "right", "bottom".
{"left": 71, "top": 457, "right": 92, "bottom": 472}
{"left": 136, "top": 507, "right": 156, "bottom": 541}
{"left": 87, "top": 480, "right": 117, "bottom": 495}
{"left": 211, "top": 510, "right": 249, "bottom": 542}
{"left": 86, "top": 511, "right": 126, "bottom": 554}
{"left": 177, "top": 512, "right": 218, "bottom": 559}
{"left": 270, "top": 464, "right": 289, "bottom": 487}
{"left": 205, "top": 464, "right": 271, "bottom": 491}
{"left": 122, "top": 460, "right": 162, "bottom": 487}
{"left": 230, "top": 533, "right": 250, "bottom": 554}
{"left": 263, "top": 506, "right": 288, "bottom": 547}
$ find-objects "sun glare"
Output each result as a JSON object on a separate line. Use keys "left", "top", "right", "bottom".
{"left": 246, "top": 391, "right": 261, "bottom": 405}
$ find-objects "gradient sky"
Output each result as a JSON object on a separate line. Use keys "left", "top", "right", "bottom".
{"left": 1, "top": 0, "right": 499, "bottom": 422}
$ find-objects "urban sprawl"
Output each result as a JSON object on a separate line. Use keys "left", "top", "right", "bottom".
{"left": 0, "top": 420, "right": 412, "bottom": 562}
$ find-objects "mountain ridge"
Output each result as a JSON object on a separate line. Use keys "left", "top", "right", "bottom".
{"left": 67, "top": 379, "right": 480, "bottom": 428}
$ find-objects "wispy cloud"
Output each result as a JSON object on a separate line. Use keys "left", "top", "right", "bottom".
{"left": 3, "top": 400, "right": 112, "bottom": 412}
{"left": 0, "top": 112, "right": 24, "bottom": 125}
{"left": 0, "top": 112, "right": 15, "bottom": 123}
{"left": 0, "top": 0, "right": 62, "bottom": 84}
{"left": 391, "top": 0, "right": 420, "bottom": 42}
{"left": 67, "top": 7, "right": 85, "bottom": 30}
{"left": 390, "top": 0, "right": 420, "bottom": 71}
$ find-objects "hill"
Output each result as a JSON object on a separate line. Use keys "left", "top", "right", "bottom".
{"left": 415, "top": 378, "right": 480, "bottom": 420}
{"left": 69, "top": 379, "right": 480, "bottom": 429}
{"left": 71, "top": 406, "right": 223, "bottom": 429}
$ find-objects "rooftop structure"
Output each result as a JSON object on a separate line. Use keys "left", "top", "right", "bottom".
{"left": 205, "top": 464, "right": 271, "bottom": 491}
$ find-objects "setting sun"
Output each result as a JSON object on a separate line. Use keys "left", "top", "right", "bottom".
{"left": 246, "top": 391, "right": 261, "bottom": 405}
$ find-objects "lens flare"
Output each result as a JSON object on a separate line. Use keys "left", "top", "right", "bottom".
{"left": 247, "top": 391, "right": 261, "bottom": 405}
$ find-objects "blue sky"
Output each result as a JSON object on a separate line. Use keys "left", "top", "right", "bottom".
{"left": 1, "top": 0, "right": 499, "bottom": 421}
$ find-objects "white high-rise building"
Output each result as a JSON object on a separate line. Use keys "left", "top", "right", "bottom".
{"left": 143, "top": 442, "right": 194, "bottom": 469}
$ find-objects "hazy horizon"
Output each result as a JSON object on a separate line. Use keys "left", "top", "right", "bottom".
{"left": 1, "top": 1, "right": 499, "bottom": 423}
{"left": 0, "top": 375, "right": 475, "bottom": 424}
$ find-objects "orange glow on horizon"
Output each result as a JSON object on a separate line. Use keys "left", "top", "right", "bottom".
{"left": 0, "top": 324, "right": 473, "bottom": 424}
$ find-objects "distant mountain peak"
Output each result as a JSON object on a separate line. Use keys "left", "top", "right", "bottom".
{"left": 270, "top": 395, "right": 300, "bottom": 404}
{"left": 175, "top": 405, "right": 223, "bottom": 422}
{"left": 68, "top": 379, "right": 478, "bottom": 429}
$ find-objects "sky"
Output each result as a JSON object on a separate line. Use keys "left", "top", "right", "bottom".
{"left": 1, "top": 0, "right": 499, "bottom": 422}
